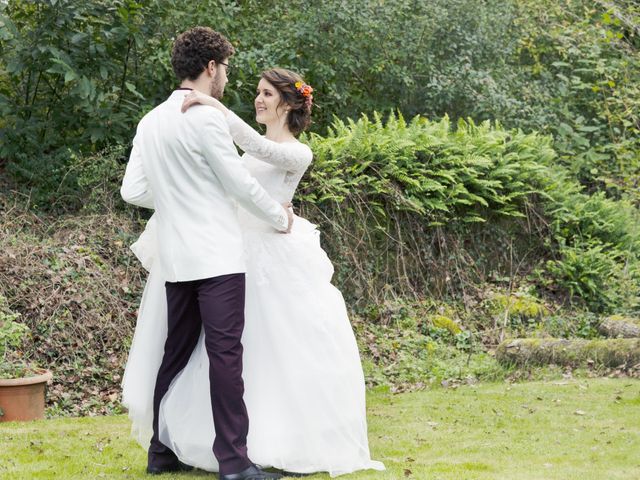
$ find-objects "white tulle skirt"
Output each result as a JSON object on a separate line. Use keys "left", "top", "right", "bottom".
{"left": 121, "top": 213, "right": 384, "bottom": 477}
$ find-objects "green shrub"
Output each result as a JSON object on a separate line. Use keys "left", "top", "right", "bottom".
{"left": 298, "top": 112, "right": 553, "bottom": 303}
{"left": 26, "top": 107, "right": 637, "bottom": 313}
{"left": 541, "top": 312, "right": 601, "bottom": 340}
{"left": 542, "top": 241, "right": 624, "bottom": 313}
{"left": 73, "top": 145, "right": 128, "bottom": 213}
{"left": 0, "top": 295, "right": 28, "bottom": 358}
{"left": 300, "top": 111, "right": 640, "bottom": 313}
{"left": 2, "top": 0, "right": 638, "bottom": 207}
{"left": 540, "top": 178, "right": 640, "bottom": 313}
{"left": 0, "top": 294, "right": 34, "bottom": 378}
{"left": 486, "top": 291, "right": 549, "bottom": 319}
{"left": 303, "top": 113, "right": 552, "bottom": 223}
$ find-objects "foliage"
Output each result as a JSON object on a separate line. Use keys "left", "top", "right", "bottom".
{"left": 296, "top": 112, "right": 555, "bottom": 305}
{"left": 542, "top": 242, "right": 625, "bottom": 311}
{"left": 513, "top": 0, "right": 640, "bottom": 203}
{"left": 0, "top": 0, "right": 144, "bottom": 207}
{"left": 481, "top": 288, "right": 550, "bottom": 339}
{"left": 0, "top": 294, "right": 40, "bottom": 379}
{"left": 18, "top": 107, "right": 633, "bottom": 316}
{"left": 1, "top": 0, "right": 639, "bottom": 413}
{"left": 352, "top": 298, "right": 503, "bottom": 389}
{"left": 429, "top": 315, "right": 463, "bottom": 336}
{"left": 0, "top": 295, "right": 26, "bottom": 355}
{"left": 0, "top": 0, "right": 236, "bottom": 208}
{"left": 0, "top": 179, "right": 635, "bottom": 413}
{"left": 0, "top": 294, "right": 29, "bottom": 376}
{"left": 541, "top": 312, "right": 602, "bottom": 339}
{"left": 1, "top": 0, "right": 639, "bottom": 208}
{"left": 303, "top": 112, "right": 552, "bottom": 222}
{"left": 485, "top": 290, "right": 550, "bottom": 320}
{"left": 540, "top": 180, "right": 640, "bottom": 313}
{"left": 73, "top": 144, "right": 129, "bottom": 213}
{"left": 300, "top": 111, "right": 640, "bottom": 313}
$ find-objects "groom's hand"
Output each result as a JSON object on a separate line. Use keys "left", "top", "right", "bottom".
{"left": 282, "top": 202, "right": 293, "bottom": 234}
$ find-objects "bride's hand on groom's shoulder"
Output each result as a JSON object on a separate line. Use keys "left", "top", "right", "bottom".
{"left": 181, "top": 90, "right": 229, "bottom": 115}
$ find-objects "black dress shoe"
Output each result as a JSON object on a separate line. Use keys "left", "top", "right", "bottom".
{"left": 146, "top": 460, "right": 194, "bottom": 475}
{"left": 219, "top": 464, "right": 283, "bottom": 480}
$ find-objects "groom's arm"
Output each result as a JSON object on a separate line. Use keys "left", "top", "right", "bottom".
{"left": 197, "top": 108, "right": 289, "bottom": 232}
{"left": 121, "top": 131, "right": 155, "bottom": 209}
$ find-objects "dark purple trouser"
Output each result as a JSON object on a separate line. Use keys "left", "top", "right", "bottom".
{"left": 148, "top": 273, "right": 252, "bottom": 476}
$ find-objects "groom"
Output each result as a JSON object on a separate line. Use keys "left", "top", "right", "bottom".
{"left": 121, "top": 27, "right": 289, "bottom": 480}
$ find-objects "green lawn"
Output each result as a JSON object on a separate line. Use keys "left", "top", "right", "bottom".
{"left": 1, "top": 379, "right": 639, "bottom": 479}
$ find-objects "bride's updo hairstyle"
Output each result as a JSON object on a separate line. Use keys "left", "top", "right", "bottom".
{"left": 261, "top": 68, "right": 312, "bottom": 136}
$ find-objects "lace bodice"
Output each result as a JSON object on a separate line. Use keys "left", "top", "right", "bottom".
{"left": 226, "top": 112, "right": 313, "bottom": 203}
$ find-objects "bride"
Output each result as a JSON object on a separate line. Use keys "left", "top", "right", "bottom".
{"left": 121, "top": 68, "right": 384, "bottom": 477}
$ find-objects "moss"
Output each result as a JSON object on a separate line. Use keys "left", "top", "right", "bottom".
{"left": 598, "top": 316, "right": 640, "bottom": 338}
{"left": 430, "top": 314, "right": 462, "bottom": 335}
{"left": 496, "top": 338, "right": 640, "bottom": 368}
{"left": 605, "top": 315, "right": 640, "bottom": 326}
{"left": 489, "top": 292, "right": 549, "bottom": 319}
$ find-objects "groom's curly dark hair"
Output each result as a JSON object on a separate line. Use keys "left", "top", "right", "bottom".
{"left": 171, "top": 27, "right": 235, "bottom": 81}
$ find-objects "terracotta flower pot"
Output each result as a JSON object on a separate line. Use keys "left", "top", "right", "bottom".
{"left": 0, "top": 370, "right": 53, "bottom": 422}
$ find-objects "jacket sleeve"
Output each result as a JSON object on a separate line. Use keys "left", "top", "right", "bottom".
{"left": 199, "top": 109, "right": 289, "bottom": 232}
{"left": 120, "top": 130, "right": 155, "bottom": 209}
{"left": 226, "top": 111, "right": 312, "bottom": 171}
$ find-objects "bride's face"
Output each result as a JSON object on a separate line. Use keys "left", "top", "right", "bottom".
{"left": 255, "top": 78, "right": 288, "bottom": 126}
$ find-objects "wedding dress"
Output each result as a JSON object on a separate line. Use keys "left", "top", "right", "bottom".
{"left": 121, "top": 111, "right": 385, "bottom": 477}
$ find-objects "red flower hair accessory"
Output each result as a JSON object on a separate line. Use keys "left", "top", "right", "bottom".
{"left": 295, "top": 81, "right": 314, "bottom": 108}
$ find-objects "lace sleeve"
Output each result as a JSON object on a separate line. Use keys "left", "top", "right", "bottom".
{"left": 226, "top": 111, "right": 312, "bottom": 172}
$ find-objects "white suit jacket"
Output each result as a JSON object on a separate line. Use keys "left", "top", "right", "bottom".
{"left": 120, "top": 89, "right": 288, "bottom": 282}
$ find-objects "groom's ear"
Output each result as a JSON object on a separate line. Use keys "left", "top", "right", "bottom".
{"left": 205, "top": 60, "right": 216, "bottom": 77}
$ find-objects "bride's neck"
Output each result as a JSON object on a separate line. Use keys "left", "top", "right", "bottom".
{"left": 265, "top": 122, "right": 296, "bottom": 144}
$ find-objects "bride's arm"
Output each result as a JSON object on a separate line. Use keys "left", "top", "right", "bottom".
{"left": 225, "top": 111, "right": 312, "bottom": 172}
{"left": 182, "top": 91, "right": 312, "bottom": 172}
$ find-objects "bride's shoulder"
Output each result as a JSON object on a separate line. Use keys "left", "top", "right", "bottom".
{"left": 288, "top": 140, "right": 313, "bottom": 156}
{"left": 284, "top": 141, "right": 313, "bottom": 166}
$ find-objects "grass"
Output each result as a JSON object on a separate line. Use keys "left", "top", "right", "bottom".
{"left": 1, "top": 379, "right": 639, "bottom": 479}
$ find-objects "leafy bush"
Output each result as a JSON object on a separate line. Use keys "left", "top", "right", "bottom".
{"left": 512, "top": 1, "right": 640, "bottom": 202}
{"left": 542, "top": 242, "right": 625, "bottom": 313}
{"left": 2, "top": 0, "right": 638, "bottom": 207}
{"left": 73, "top": 145, "right": 129, "bottom": 213}
{"left": 541, "top": 312, "right": 601, "bottom": 340}
{"left": 541, "top": 178, "right": 640, "bottom": 312}
{"left": 302, "top": 111, "right": 640, "bottom": 313}
{"left": 0, "top": 293, "right": 45, "bottom": 379}
{"left": 295, "top": 112, "right": 552, "bottom": 304}
{"left": 0, "top": 295, "right": 25, "bottom": 347}
{"left": 303, "top": 113, "right": 553, "bottom": 221}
